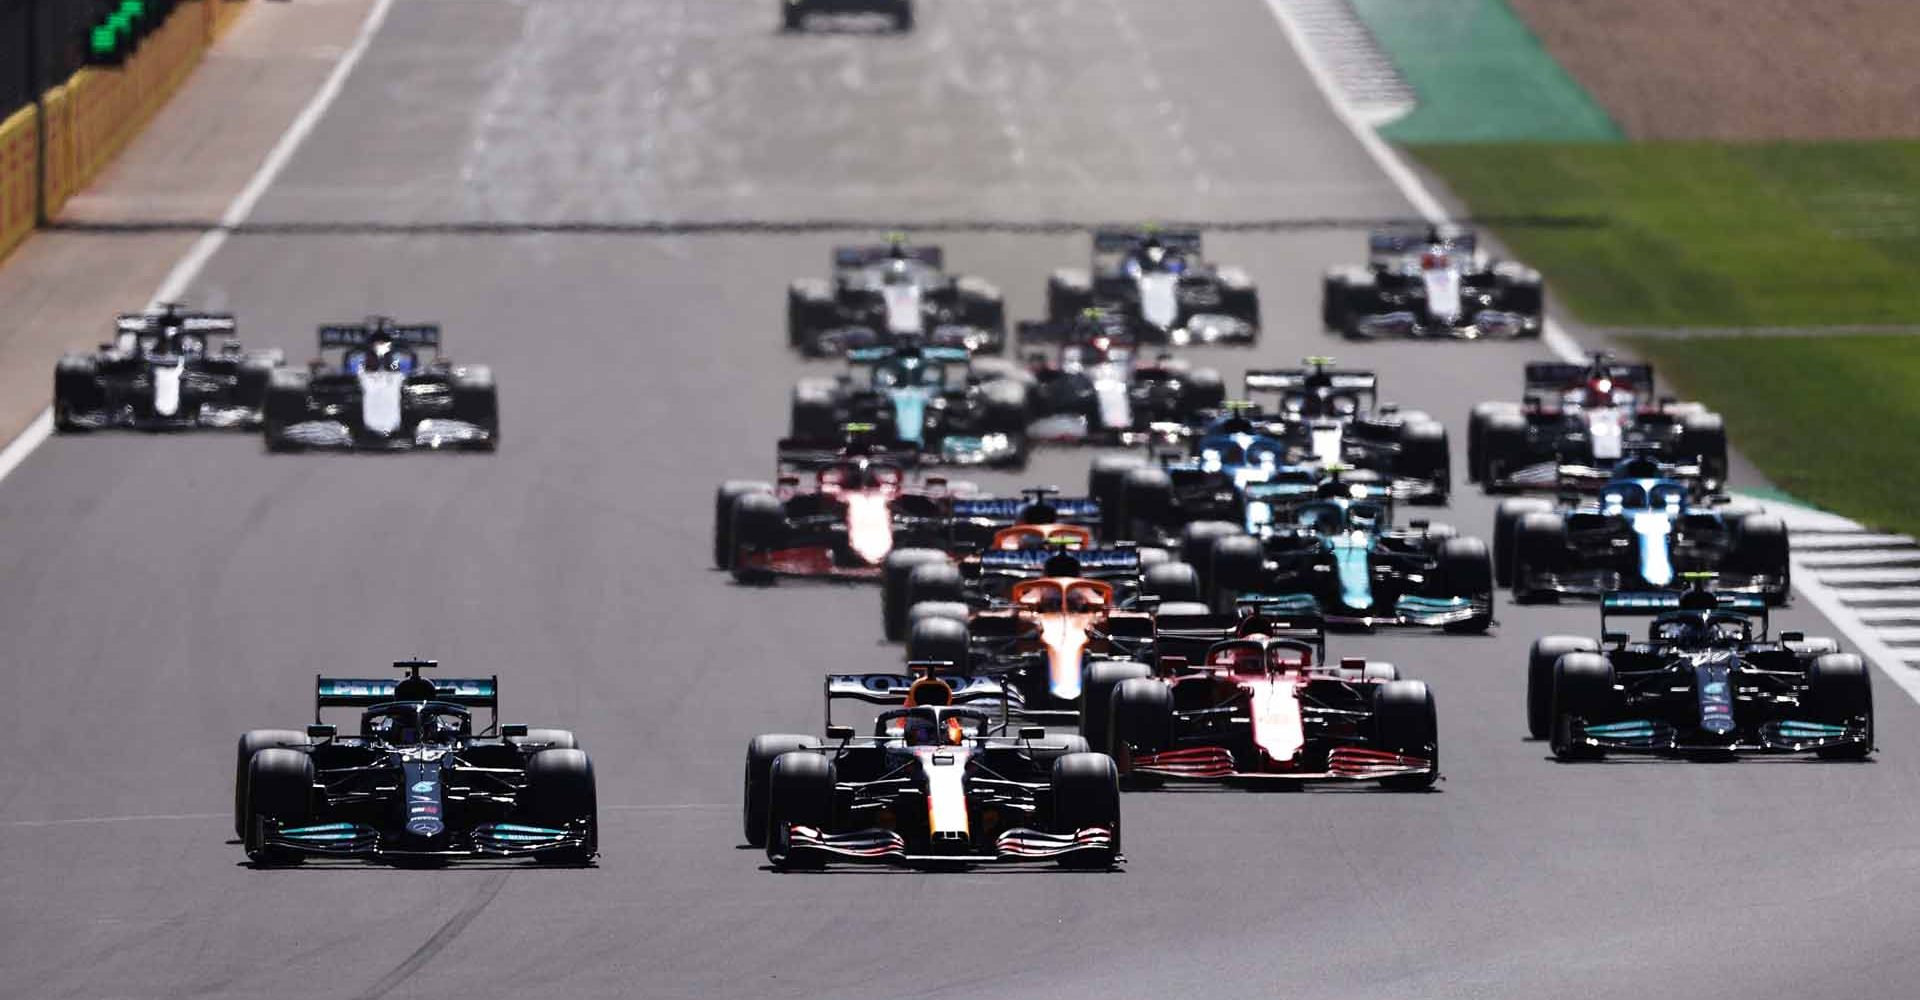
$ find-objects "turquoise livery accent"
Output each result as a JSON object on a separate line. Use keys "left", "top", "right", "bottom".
{"left": 1330, "top": 533, "right": 1375, "bottom": 610}
{"left": 890, "top": 387, "right": 933, "bottom": 445}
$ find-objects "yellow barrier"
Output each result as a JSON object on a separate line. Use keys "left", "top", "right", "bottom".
{"left": 0, "top": 1, "right": 251, "bottom": 264}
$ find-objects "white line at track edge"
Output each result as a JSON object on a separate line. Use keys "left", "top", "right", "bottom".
{"left": 0, "top": 0, "right": 398, "bottom": 489}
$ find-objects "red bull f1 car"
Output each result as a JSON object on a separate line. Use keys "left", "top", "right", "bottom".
{"left": 743, "top": 670, "right": 1121, "bottom": 869}
{"left": 234, "top": 660, "right": 596, "bottom": 864}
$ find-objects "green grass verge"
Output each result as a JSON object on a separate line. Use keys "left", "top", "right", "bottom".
{"left": 1413, "top": 141, "right": 1920, "bottom": 327}
{"left": 1619, "top": 334, "right": 1920, "bottom": 537}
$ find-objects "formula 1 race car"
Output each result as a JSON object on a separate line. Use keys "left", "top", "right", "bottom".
{"left": 877, "top": 492, "right": 1108, "bottom": 637}
{"left": 1321, "top": 224, "right": 1543, "bottom": 339}
{"left": 1015, "top": 311, "right": 1224, "bottom": 444}
{"left": 54, "top": 305, "right": 285, "bottom": 431}
{"left": 1467, "top": 354, "right": 1727, "bottom": 492}
{"left": 233, "top": 660, "right": 596, "bottom": 864}
{"left": 1084, "top": 611, "right": 1438, "bottom": 788}
{"left": 786, "top": 241, "right": 1000, "bottom": 354}
{"left": 781, "top": 0, "right": 912, "bottom": 32}
{"left": 1528, "top": 585, "right": 1871, "bottom": 760}
{"left": 1200, "top": 476, "right": 1495, "bottom": 633}
{"left": 1045, "top": 228, "right": 1259, "bottom": 345}
{"left": 742, "top": 670, "right": 1121, "bottom": 869}
{"left": 1493, "top": 459, "right": 1789, "bottom": 605}
{"left": 790, "top": 344, "right": 1028, "bottom": 467}
{"left": 263, "top": 318, "right": 498, "bottom": 451}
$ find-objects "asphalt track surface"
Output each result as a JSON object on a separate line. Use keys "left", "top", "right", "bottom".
{"left": 2, "top": 3, "right": 1917, "bottom": 999}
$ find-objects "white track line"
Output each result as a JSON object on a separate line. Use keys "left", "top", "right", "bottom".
{"left": 1265, "top": 0, "right": 1920, "bottom": 702}
{"left": 0, "top": 0, "right": 397, "bottom": 489}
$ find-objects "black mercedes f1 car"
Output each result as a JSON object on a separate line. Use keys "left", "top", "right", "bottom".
{"left": 54, "top": 305, "right": 284, "bottom": 431}
{"left": 234, "top": 660, "right": 596, "bottom": 864}
{"left": 786, "top": 241, "right": 1001, "bottom": 355}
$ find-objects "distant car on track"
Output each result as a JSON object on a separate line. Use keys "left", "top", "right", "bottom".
{"left": 263, "top": 318, "right": 498, "bottom": 451}
{"left": 1321, "top": 223, "right": 1542, "bottom": 339}
{"left": 782, "top": 0, "right": 912, "bottom": 33}
{"left": 54, "top": 305, "right": 284, "bottom": 431}
{"left": 743, "top": 669, "right": 1121, "bottom": 869}
{"left": 786, "top": 240, "right": 1000, "bottom": 354}
{"left": 234, "top": 659, "right": 596, "bottom": 864}
{"left": 1528, "top": 584, "right": 1870, "bottom": 760}
{"left": 1015, "top": 309, "right": 1224, "bottom": 444}
{"left": 1045, "top": 227, "right": 1259, "bottom": 345}
{"left": 790, "top": 344, "right": 1028, "bottom": 467}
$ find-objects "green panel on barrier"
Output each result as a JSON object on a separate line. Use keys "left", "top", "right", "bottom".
{"left": 1350, "top": 0, "right": 1620, "bottom": 143}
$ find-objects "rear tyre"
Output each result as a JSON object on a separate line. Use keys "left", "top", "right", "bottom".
{"left": 244, "top": 748, "right": 315, "bottom": 862}
{"left": 1372, "top": 680, "right": 1438, "bottom": 790}
{"left": 766, "top": 751, "right": 835, "bottom": 869}
{"left": 1109, "top": 677, "right": 1174, "bottom": 759}
{"left": 450, "top": 366, "right": 499, "bottom": 449}
{"left": 1478, "top": 412, "right": 1531, "bottom": 489}
{"left": 1681, "top": 412, "right": 1729, "bottom": 485}
{"left": 1731, "top": 513, "right": 1791, "bottom": 605}
{"left": 1089, "top": 455, "right": 1146, "bottom": 539}
{"left": 1050, "top": 753, "right": 1122, "bottom": 868}
{"left": 882, "top": 548, "right": 949, "bottom": 640}
{"left": 1207, "top": 532, "right": 1265, "bottom": 608}
{"left": 789, "top": 379, "right": 841, "bottom": 441}
{"left": 1436, "top": 537, "right": 1494, "bottom": 634}
{"left": 905, "top": 616, "right": 970, "bottom": 672}
{"left": 53, "top": 354, "right": 101, "bottom": 431}
{"left": 1550, "top": 652, "right": 1616, "bottom": 760}
{"left": 1526, "top": 637, "right": 1597, "bottom": 739}
{"left": 1120, "top": 467, "right": 1173, "bottom": 542}
{"left": 786, "top": 279, "right": 834, "bottom": 350}
{"left": 742, "top": 734, "right": 820, "bottom": 847}
{"left": 521, "top": 749, "right": 598, "bottom": 864}
{"left": 1493, "top": 497, "right": 1554, "bottom": 588}
{"left": 1080, "top": 660, "right": 1153, "bottom": 754}
{"left": 1807, "top": 653, "right": 1873, "bottom": 760}
{"left": 1179, "top": 521, "right": 1240, "bottom": 589}
{"left": 729, "top": 492, "right": 787, "bottom": 583}
{"left": 714, "top": 481, "right": 773, "bottom": 569}
{"left": 1395, "top": 421, "right": 1450, "bottom": 499}
{"left": 1046, "top": 269, "right": 1094, "bottom": 323}
{"left": 1512, "top": 513, "right": 1566, "bottom": 603}
{"left": 1141, "top": 562, "right": 1201, "bottom": 604}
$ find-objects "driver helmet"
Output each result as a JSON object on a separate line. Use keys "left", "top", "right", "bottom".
{"left": 1140, "top": 237, "right": 1167, "bottom": 268}
{"left": 883, "top": 257, "right": 913, "bottom": 285}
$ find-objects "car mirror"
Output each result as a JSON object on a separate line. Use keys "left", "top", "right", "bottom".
{"left": 305, "top": 724, "right": 336, "bottom": 741}
{"left": 500, "top": 723, "right": 529, "bottom": 738}
{"left": 826, "top": 725, "right": 855, "bottom": 742}
{"left": 1409, "top": 519, "right": 1429, "bottom": 530}
{"left": 1602, "top": 631, "right": 1629, "bottom": 647}
{"left": 1018, "top": 726, "right": 1047, "bottom": 740}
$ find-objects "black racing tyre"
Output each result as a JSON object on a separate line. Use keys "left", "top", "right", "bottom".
{"left": 244, "top": 748, "right": 315, "bottom": 861}
{"left": 1178, "top": 367, "right": 1226, "bottom": 416}
{"left": 1050, "top": 753, "right": 1122, "bottom": 867}
{"left": 1681, "top": 412, "right": 1729, "bottom": 484}
{"left": 1089, "top": 455, "right": 1146, "bottom": 538}
{"left": 1395, "top": 420, "right": 1451, "bottom": 496}
{"left": 906, "top": 562, "right": 965, "bottom": 610}
{"left": 263, "top": 371, "right": 311, "bottom": 452}
{"left": 905, "top": 601, "right": 971, "bottom": 637}
{"left": 1437, "top": 537, "right": 1494, "bottom": 634}
{"left": 905, "top": 616, "right": 970, "bottom": 672}
{"left": 510, "top": 728, "right": 579, "bottom": 752}
{"left": 1493, "top": 262, "right": 1544, "bottom": 319}
{"left": 1807, "top": 654, "right": 1873, "bottom": 760}
{"left": 789, "top": 380, "right": 841, "bottom": 441}
{"left": 1467, "top": 402, "right": 1521, "bottom": 484}
{"left": 952, "top": 276, "right": 1005, "bottom": 345}
{"left": 729, "top": 492, "right": 788, "bottom": 583}
{"left": 1526, "top": 637, "right": 1598, "bottom": 740}
{"left": 742, "top": 734, "right": 820, "bottom": 847}
{"left": 1119, "top": 467, "right": 1173, "bottom": 542}
{"left": 1731, "top": 513, "right": 1791, "bottom": 605}
{"left": 1550, "top": 652, "right": 1616, "bottom": 760}
{"left": 53, "top": 354, "right": 102, "bottom": 431}
{"left": 1215, "top": 267, "right": 1260, "bottom": 332}
{"left": 1141, "top": 562, "right": 1201, "bottom": 604}
{"left": 1079, "top": 660, "right": 1153, "bottom": 754}
{"left": 714, "top": 480, "right": 773, "bottom": 569}
{"left": 1372, "top": 680, "right": 1438, "bottom": 790}
{"left": 1207, "top": 532, "right": 1265, "bottom": 605}
{"left": 781, "top": 2, "right": 805, "bottom": 31}
{"left": 1512, "top": 513, "right": 1566, "bottom": 603}
{"left": 521, "top": 749, "right": 598, "bottom": 863}
{"left": 978, "top": 378, "right": 1031, "bottom": 433}
{"left": 450, "top": 366, "right": 499, "bottom": 447}
{"left": 1179, "top": 521, "right": 1240, "bottom": 581}
{"left": 1109, "top": 677, "right": 1174, "bottom": 758}
{"left": 1046, "top": 269, "right": 1094, "bottom": 323}
{"left": 1478, "top": 412, "right": 1531, "bottom": 489}
{"left": 1493, "top": 497, "right": 1554, "bottom": 588}
{"left": 234, "top": 355, "right": 281, "bottom": 413}
{"left": 1321, "top": 267, "right": 1372, "bottom": 334}
{"left": 234, "top": 729, "right": 305, "bottom": 838}
{"left": 766, "top": 751, "right": 835, "bottom": 868}
{"left": 786, "top": 279, "right": 834, "bottom": 349}
{"left": 892, "top": 0, "right": 913, "bottom": 31}
{"left": 882, "top": 548, "right": 950, "bottom": 640}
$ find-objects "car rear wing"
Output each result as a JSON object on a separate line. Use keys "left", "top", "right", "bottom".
{"left": 1600, "top": 590, "right": 1768, "bottom": 636}
{"left": 774, "top": 436, "right": 921, "bottom": 470}
{"left": 978, "top": 548, "right": 1140, "bottom": 572}
{"left": 1368, "top": 224, "right": 1475, "bottom": 260}
{"left": 950, "top": 496, "right": 1101, "bottom": 525}
{"left": 835, "top": 244, "right": 943, "bottom": 269}
{"left": 845, "top": 345, "right": 970, "bottom": 365}
{"left": 1153, "top": 609, "right": 1328, "bottom": 664}
{"left": 317, "top": 323, "right": 442, "bottom": 349}
{"left": 1093, "top": 227, "right": 1202, "bottom": 255}
{"left": 116, "top": 311, "right": 237, "bottom": 336}
{"left": 823, "top": 671, "right": 1013, "bottom": 730}
{"left": 1243, "top": 368, "right": 1378, "bottom": 394}
{"left": 314, "top": 675, "right": 498, "bottom": 721}
{"left": 1523, "top": 360, "right": 1653, "bottom": 393}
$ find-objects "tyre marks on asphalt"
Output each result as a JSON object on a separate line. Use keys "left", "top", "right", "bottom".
{"left": 353, "top": 872, "right": 510, "bottom": 1000}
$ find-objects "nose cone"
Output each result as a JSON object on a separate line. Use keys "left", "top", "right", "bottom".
{"left": 1040, "top": 617, "right": 1088, "bottom": 700}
